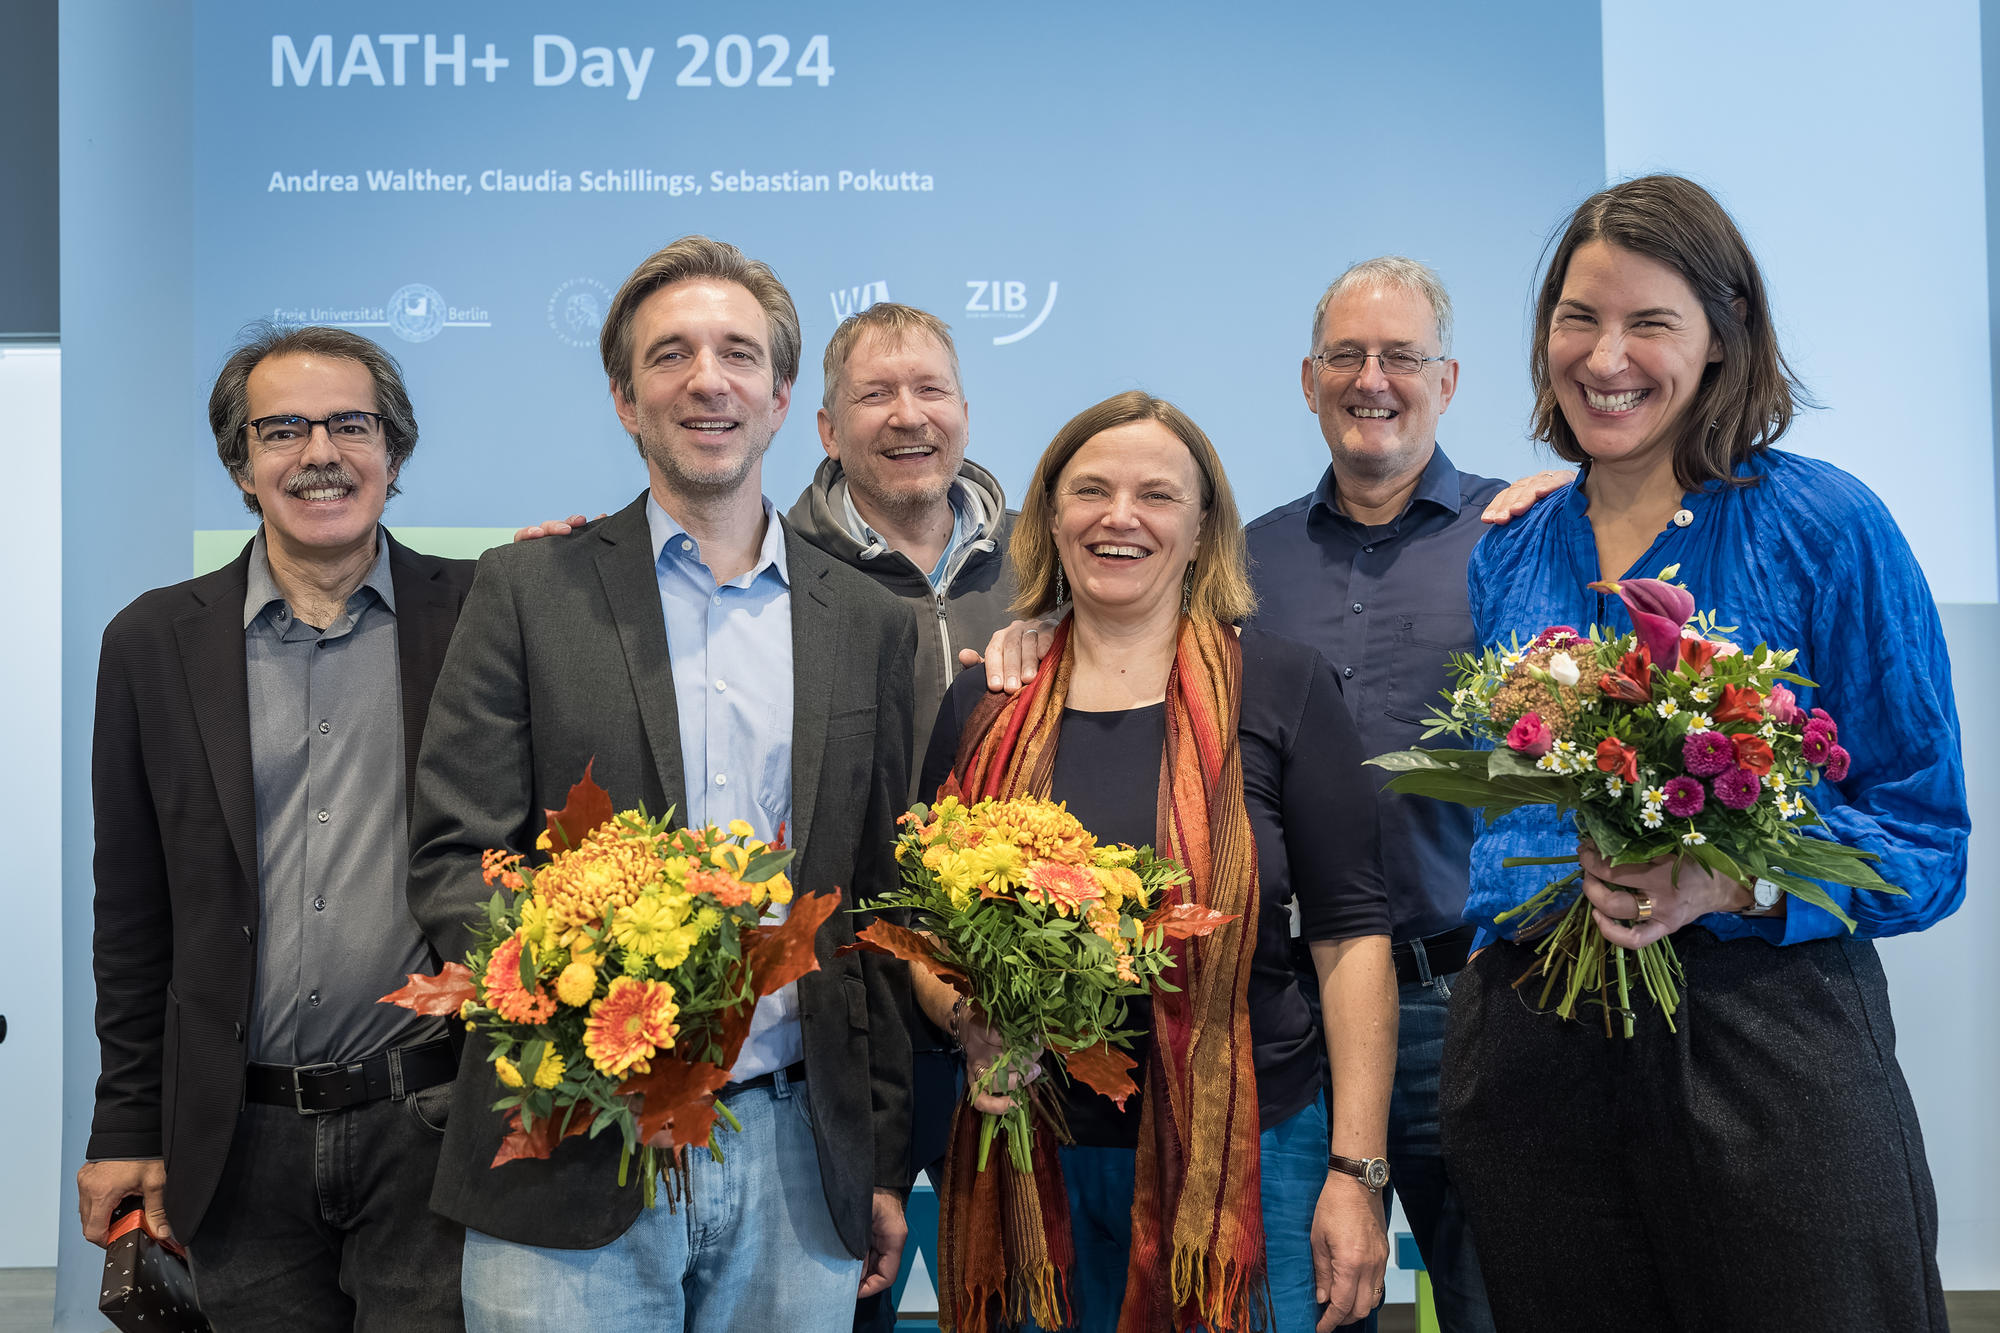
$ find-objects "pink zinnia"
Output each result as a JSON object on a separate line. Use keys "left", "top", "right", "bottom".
{"left": 1682, "top": 730, "right": 1735, "bottom": 778}
{"left": 1826, "top": 745, "right": 1852, "bottom": 782}
{"left": 1802, "top": 719, "right": 1836, "bottom": 763}
{"left": 1661, "top": 776, "right": 1706, "bottom": 817}
{"left": 1713, "top": 766, "right": 1761, "bottom": 810}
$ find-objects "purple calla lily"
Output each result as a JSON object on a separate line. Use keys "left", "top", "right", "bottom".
{"left": 1589, "top": 577, "right": 1695, "bottom": 669}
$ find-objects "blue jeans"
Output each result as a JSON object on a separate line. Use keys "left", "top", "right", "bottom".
{"left": 1388, "top": 981, "right": 1493, "bottom": 1333}
{"left": 1035, "top": 1094, "right": 1367, "bottom": 1332}
{"left": 460, "top": 1071, "right": 863, "bottom": 1332}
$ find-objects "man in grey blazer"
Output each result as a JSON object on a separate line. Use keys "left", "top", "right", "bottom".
{"left": 407, "top": 235, "right": 917, "bottom": 1331}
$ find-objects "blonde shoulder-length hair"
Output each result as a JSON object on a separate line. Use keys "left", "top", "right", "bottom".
{"left": 1012, "top": 390, "right": 1257, "bottom": 624}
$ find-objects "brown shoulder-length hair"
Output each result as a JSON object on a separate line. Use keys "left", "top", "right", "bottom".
{"left": 1531, "top": 174, "right": 1809, "bottom": 489}
{"left": 1012, "top": 390, "right": 1257, "bottom": 624}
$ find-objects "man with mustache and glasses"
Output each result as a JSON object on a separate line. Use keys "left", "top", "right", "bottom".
{"left": 79, "top": 325, "right": 473, "bottom": 1329}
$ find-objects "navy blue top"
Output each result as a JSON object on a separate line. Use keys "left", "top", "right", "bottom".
{"left": 1464, "top": 449, "right": 1968, "bottom": 946}
{"left": 1244, "top": 445, "right": 1505, "bottom": 942}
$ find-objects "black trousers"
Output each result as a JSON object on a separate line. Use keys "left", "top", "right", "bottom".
{"left": 185, "top": 1087, "right": 465, "bottom": 1332}
{"left": 1440, "top": 930, "right": 1946, "bottom": 1333}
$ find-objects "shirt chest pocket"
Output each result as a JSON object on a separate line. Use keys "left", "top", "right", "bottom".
{"left": 1383, "top": 612, "right": 1473, "bottom": 725}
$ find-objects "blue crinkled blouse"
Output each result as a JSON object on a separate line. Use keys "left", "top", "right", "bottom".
{"left": 1462, "top": 448, "right": 1968, "bottom": 947}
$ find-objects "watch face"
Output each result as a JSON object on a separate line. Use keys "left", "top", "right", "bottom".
{"left": 1365, "top": 1159, "right": 1390, "bottom": 1190}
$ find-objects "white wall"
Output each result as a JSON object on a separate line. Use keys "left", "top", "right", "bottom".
{"left": 1, "top": 342, "right": 62, "bottom": 1266}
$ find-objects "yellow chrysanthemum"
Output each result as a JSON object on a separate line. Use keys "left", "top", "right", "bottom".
{"left": 714, "top": 843, "right": 751, "bottom": 877}
{"left": 533, "top": 1046, "right": 565, "bottom": 1089}
{"left": 652, "top": 923, "right": 700, "bottom": 971}
{"left": 693, "top": 906, "right": 723, "bottom": 937}
{"left": 728, "top": 819, "right": 755, "bottom": 838}
{"left": 764, "top": 872, "right": 793, "bottom": 906}
{"left": 494, "top": 1056, "right": 524, "bottom": 1087}
{"left": 554, "top": 961, "right": 596, "bottom": 1007}
{"left": 963, "top": 842, "right": 1028, "bottom": 896}
{"left": 535, "top": 828, "right": 553, "bottom": 851}
{"left": 611, "top": 891, "right": 690, "bottom": 957}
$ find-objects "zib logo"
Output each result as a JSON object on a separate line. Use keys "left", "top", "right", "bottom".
{"left": 965, "top": 279, "right": 1059, "bottom": 345}
{"left": 829, "top": 280, "right": 890, "bottom": 320}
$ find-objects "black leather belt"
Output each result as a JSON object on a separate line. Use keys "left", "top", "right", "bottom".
{"left": 246, "top": 1036, "right": 457, "bottom": 1115}
{"left": 720, "top": 1059, "right": 807, "bottom": 1095}
{"left": 1392, "top": 925, "right": 1477, "bottom": 987}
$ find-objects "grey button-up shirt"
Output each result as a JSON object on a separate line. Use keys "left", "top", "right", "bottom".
{"left": 243, "top": 529, "right": 442, "bottom": 1065}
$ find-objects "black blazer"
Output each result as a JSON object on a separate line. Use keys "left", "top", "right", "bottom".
{"left": 406, "top": 495, "right": 916, "bottom": 1255}
{"left": 86, "top": 533, "right": 475, "bottom": 1242}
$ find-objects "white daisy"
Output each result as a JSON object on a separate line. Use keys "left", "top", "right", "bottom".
{"left": 1655, "top": 698, "right": 1680, "bottom": 719}
{"left": 1686, "top": 712, "right": 1716, "bottom": 731}
{"left": 1681, "top": 831, "right": 1708, "bottom": 846}
{"left": 1690, "top": 685, "right": 1714, "bottom": 703}
{"left": 1606, "top": 777, "right": 1627, "bottom": 798}
{"left": 1641, "top": 808, "right": 1664, "bottom": 829}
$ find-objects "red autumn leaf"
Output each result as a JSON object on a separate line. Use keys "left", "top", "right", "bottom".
{"left": 742, "top": 890, "right": 841, "bottom": 999}
{"left": 839, "top": 919, "right": 971, "bottom": 992}
{"left": 1142, "top": 901, "right": 1240, "bottom": 941}
{"left": 1065, "top": 1040, "right": 1140, "bottom": 1109}
{"left": 1714, "top": 683, "right": 1765, "bottom": 725}
{"left": 545, "top": 760, "right": 615, "bottom": 852}
{"left": 620, "top": 1056, "right": 734, "bottom": 1154}
{"left": 768, "top": 819, "right": 787, "bottom": 851}
{"left": 490, "top": 1103, "right": 591, "bottom": 1167}
{"left": 712, "top": 1003, "right": 757, "bottom": 1074}
{"left": 379, "top": 961, "right": 478, "bottom": 1014}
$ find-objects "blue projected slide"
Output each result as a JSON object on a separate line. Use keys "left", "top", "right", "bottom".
{"left": 190, "top": 2, "right": 1605, "bottom": 531}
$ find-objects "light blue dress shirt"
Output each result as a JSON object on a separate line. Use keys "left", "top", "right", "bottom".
{"left": 646, "top": 494, "right": 800, "bottom": 1080}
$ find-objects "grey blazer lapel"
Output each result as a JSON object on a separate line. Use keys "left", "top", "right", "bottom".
{"left": 591, "top": 496, "right": 688, "bottom": 823}
{"left": 785, "top": 524, "right": 835, "bottom": 865}
{"left": 173, "top": 548, "right": 259, "bottom": 896}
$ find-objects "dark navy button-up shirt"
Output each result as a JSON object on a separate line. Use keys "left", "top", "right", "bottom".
{"left": 1244, "top": 445, "right": 1504, "bottom": 942}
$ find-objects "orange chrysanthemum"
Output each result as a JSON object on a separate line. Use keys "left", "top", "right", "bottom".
{"left": 483, "top": 934, "right": 557, "bottom": 1024}
{"left": 1022, "top": 860, "right": 1103, "bottom": 916}
{"left": 685, "top": 868, "right": 755, "bottom": 908}
{"left": 584, "top": 976, "right": 681, "bottom": 1078}
{"left": 526, "top": 824, "right": 672, "bottom": 940}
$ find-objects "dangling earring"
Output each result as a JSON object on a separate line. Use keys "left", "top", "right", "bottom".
{"left": 1180, "top": 562, "right": 1195, "bottom": 616}
{"left": 1054, "top": 561, "right": 1067, "bottom": 608}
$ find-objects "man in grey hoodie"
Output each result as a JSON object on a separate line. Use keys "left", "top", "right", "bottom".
{"left": 787, "top": 302, "right": 1017, "bottom": 791}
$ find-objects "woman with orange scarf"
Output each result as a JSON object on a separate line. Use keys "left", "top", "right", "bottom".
{"left": 910, "top": 391, "right": 1397, "bottom": 1332}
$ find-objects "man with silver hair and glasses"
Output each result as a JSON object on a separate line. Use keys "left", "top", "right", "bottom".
{"left": 79, "top": 324, "right": 473, "bottom": 1329}
{"left": 1244, "top": 256, "right": 1562, "bottom": 1331}
{"left": 976, "top": 259, "right": 1563, "bottom": 1327}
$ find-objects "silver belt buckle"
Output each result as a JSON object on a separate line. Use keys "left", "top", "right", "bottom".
{"left": 290, "top": 1061, "right": 344, "bottom": 1115}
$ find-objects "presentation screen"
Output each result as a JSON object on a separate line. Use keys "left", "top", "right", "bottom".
{"left": 190, "top": 2, "right": 1605, "bottom": 535}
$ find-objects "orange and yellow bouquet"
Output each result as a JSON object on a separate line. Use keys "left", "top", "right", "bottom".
{"left": 849, "top": 794, "right": 1230, "bottom": 1173}
{"left": 381, "top": 766, "right": 836, "bottom": 1203}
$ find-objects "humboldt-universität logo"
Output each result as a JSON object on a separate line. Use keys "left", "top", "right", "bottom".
{"left": 548, "top": 278, "right": 612, "bottom": 349}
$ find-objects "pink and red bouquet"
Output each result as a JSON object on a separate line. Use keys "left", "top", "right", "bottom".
{"left": 1370, "top": 568, "right": 1903, "bottom": 1036}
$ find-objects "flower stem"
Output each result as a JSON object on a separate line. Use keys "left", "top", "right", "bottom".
{"left": 1613, "top": 945, "right": 1634, "bottom": 1039}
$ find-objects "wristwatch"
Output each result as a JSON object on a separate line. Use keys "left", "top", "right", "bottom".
{"left": 1328, "top": 1153, "right": 1390, "bottom": 1194}
{"left": 1743, "top": 877, "right": 1783, "bottom": 915}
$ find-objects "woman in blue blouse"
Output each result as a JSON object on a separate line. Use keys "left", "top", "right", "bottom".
{"left": 1441, "top": 175, "right": 1965, "bottom": 1332}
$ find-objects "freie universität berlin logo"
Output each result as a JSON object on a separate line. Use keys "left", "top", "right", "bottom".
{"left": 388, "top": 283, "right": 447, "bottom": 343}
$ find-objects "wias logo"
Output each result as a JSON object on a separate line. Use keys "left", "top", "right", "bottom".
{"left": 829, "top": 280, "right": 890, "bottom": 319}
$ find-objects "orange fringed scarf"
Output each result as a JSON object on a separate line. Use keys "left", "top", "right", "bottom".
{"left": 937, "top": 615, "right": 1268, "bottom": 1333}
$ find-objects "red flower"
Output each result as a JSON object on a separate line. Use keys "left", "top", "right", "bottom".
{"left": 1714, "top": 684, "right": 1765, "bottom": 725}
{"left": 1505, "top": 712, "right": 1554, "bottom": 758}
{"left": 1731, "top": 734, "right": 1775, "bottom": 777}
{"left": 1532, "top": 625, "right": 1581, "bottom": 649}
{"left": 1595, "top": 738, "right": 1639, "bottom": 784}
{"left": 1826, "top": 745, "right": 1852, "bottom": 782}
{"left": 1679, "top": 637, "right": 1720, "bottom": 674}
{"left": 1597, "top": 645, "right": 1653, "bottom": 703}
